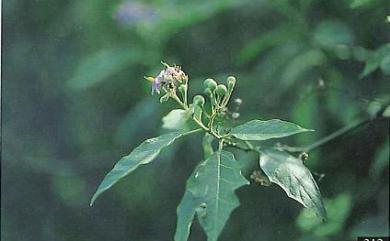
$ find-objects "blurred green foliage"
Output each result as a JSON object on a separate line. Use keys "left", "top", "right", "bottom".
{"left": 2, "top": 0, "right": 389, "bottom": 240}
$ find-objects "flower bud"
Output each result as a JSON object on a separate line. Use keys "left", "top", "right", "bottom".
{"left": 232, "top": 112, "right": 240, "bottom": 119}
{"left": 203, "top": 88, "right": 212, "bottom": 96}
{"left": 234, "top": 98, "right": 242, "bottom": 105}
{"left": 203, "top": 78, "right": 217, "bottom": 90}
{"left": 227, "top": 76, "right": 236, "bottom": 91}
{"left": 193, "top": 95, "right": 205, "bottom": 106}
{"left": 215, "top": 84, "right": 227, "bottom": 96}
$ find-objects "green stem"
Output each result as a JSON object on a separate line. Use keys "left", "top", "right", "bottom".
{"left": 281, "top": 103, "right": 389, "bottom": 153}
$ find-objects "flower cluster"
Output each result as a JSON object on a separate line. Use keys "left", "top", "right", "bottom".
{"left": 145, "top": 62, "right": 188, "bottom": 95}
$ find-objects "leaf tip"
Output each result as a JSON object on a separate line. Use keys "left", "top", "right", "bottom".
{"left": 90, "top": 193, "right": 99, "bottom": 207}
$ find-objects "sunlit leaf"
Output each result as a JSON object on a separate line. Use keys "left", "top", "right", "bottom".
{"left": 231, "top": 119, "right": 313, "bottom": 141}
{"left": 90, "top": 129, "right": 200, "bottom": 205}
{"left": 162, "top": 109, "right": 192, "bottom": 130}
{"left": 260, "top": 149, "right": 327, "bottom": 220}
{"left": 175, "top": 150, "right": 249, "bottom": 241}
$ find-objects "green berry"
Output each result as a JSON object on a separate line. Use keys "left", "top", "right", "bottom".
{"left": 215, "top": 84, "right": 227, "bottom": 96}
{"left": 193, "top": 95, "right": 205, "bottom": 106}
{"left": 203, "top": 78, "right": 217, "bottom": 90}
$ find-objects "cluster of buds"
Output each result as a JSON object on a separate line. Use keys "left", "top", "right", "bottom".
{"left": 203, "top": 76, "right": 236, "bottom": 108}
{"left": 145, "top": 62, "right": 241, "bottom": 138}
{"left": 145, "top": 62, "right": 188, "bottom": 95}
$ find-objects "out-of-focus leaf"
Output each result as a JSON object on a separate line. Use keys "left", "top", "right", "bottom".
{"left": 348, "top": 215, "right": 389, "bottom": 238}
{"left": 298, "top": 235, "right": 330, "bottom": 241}
{"left": 231, "top": 119, "right": 313, "bottom": 141}
{"left": 350, "top": 0, "right": 377, "bottom": 8}
{"left": 382, "top": 105, "right": 390, "bottom": 117}
{"left": 162, "top": 109, "right": 192, "bottom": 130}
{"left": 175, "top": 150, "right": 248, "bottom": 241}
{"left": 313, "top": 20, "right": 353, "bottom": 48}
{"left": 236, "top": 27, "right": 292, "bottom": 65}
{"left": 138, "top": 0, "right": 243, "bottom": 44}
{"left": 281, "top": 49, "right": 326, "bottom": 85}
{"left": 325, "top": 72, "right": 360, "bottom": 125}
{"left": 51, "top": 175, "right": 88, "bottom": 207}
{"left": 380, "top": 54, "right": 390, "bottom": 75}
{"left": 202, "top": 133, "right": 214, "bottom": 159}
{"left": 369, "top": 138, "right": 389, "bottom": 178}
{"left": 260, "top": 149, "right": 327, "bottom": 220}
{"left": 90, "top": 129, "right": 200, "bottom": 206}
{"left": 68, "top": 48, "right": 142, "bottom": 89}
{"left": 360, "top": 43, "right": 390, "bottom": 78}
{"left": 297, "top": 193, "right": 352, "bottom": 236}
{"left": 114, "top": 98, "right": 161, "bottom": 145}
{"left": 293, "top": 92, "right": 321, "bottom": 145}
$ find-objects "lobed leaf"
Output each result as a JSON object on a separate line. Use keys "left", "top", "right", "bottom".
{"left": 231, "top": 119, "right": 313, "bottom": 141}
{"left": 175, "top": 170, "right": 204, "bottom": 241}
{"left": 175, "top": 150, "right": 249, "bottom": 241}
{"left": 90, "top": 129, "right": 200, "bottom": 206}
{"left": 259, "top": 149, "right": 327, "bottom": 220}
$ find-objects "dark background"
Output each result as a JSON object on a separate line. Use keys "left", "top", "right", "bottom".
{"left": 2, "top": 0, "right": 389, "bottom": 240}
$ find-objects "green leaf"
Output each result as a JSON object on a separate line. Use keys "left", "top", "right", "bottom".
{"left": 231, "top": 119, "right": 313, "bottom": 141}
{"left": 369, "top": 138, "right": 389, "bottom": 179}
{"left": 162, "top": 109, "right": 192, "bottom": 130}
{"left": 360, "top": 43, "right": 390, "bottom": 78}
{"left": 235, "top": 27, "right": 291, "bottom": 65}
{"left": 68, "top": 48, "right": 142, "bottom": 89}
{"left": 280, "top": 49, "right": 326, "bottom": 85}
{"left": 174, "top": 151, "right": 249, "bottom": 241}
{"left": 313, "top": 20, "right": 353, "bottom": 48}
{"left": 382, "top": 105, "right": 390, "bottom": 117}
{"left": 175, "top": 170, "right": 204, "bottom": 241}
{"left": 90, "top": 129, "right": 200, "bottom": 206}
{"left": 259, "top": 149, "right": 327, "bottom": 220}
{"left": 114, "top": 99, "right": 161, "bottom": 145}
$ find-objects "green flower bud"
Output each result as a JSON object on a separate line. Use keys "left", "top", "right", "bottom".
{"left": 227, "top": 76, "right": 236, "bottom": 91}
{"left": 215, "top": 84, "right": 227, "bottom": 96}
{"left": 193, "top": 95, "right": 205, "bottom": 106}
{"left": 203, "top": 78, "right": 217, "bottom": 90}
